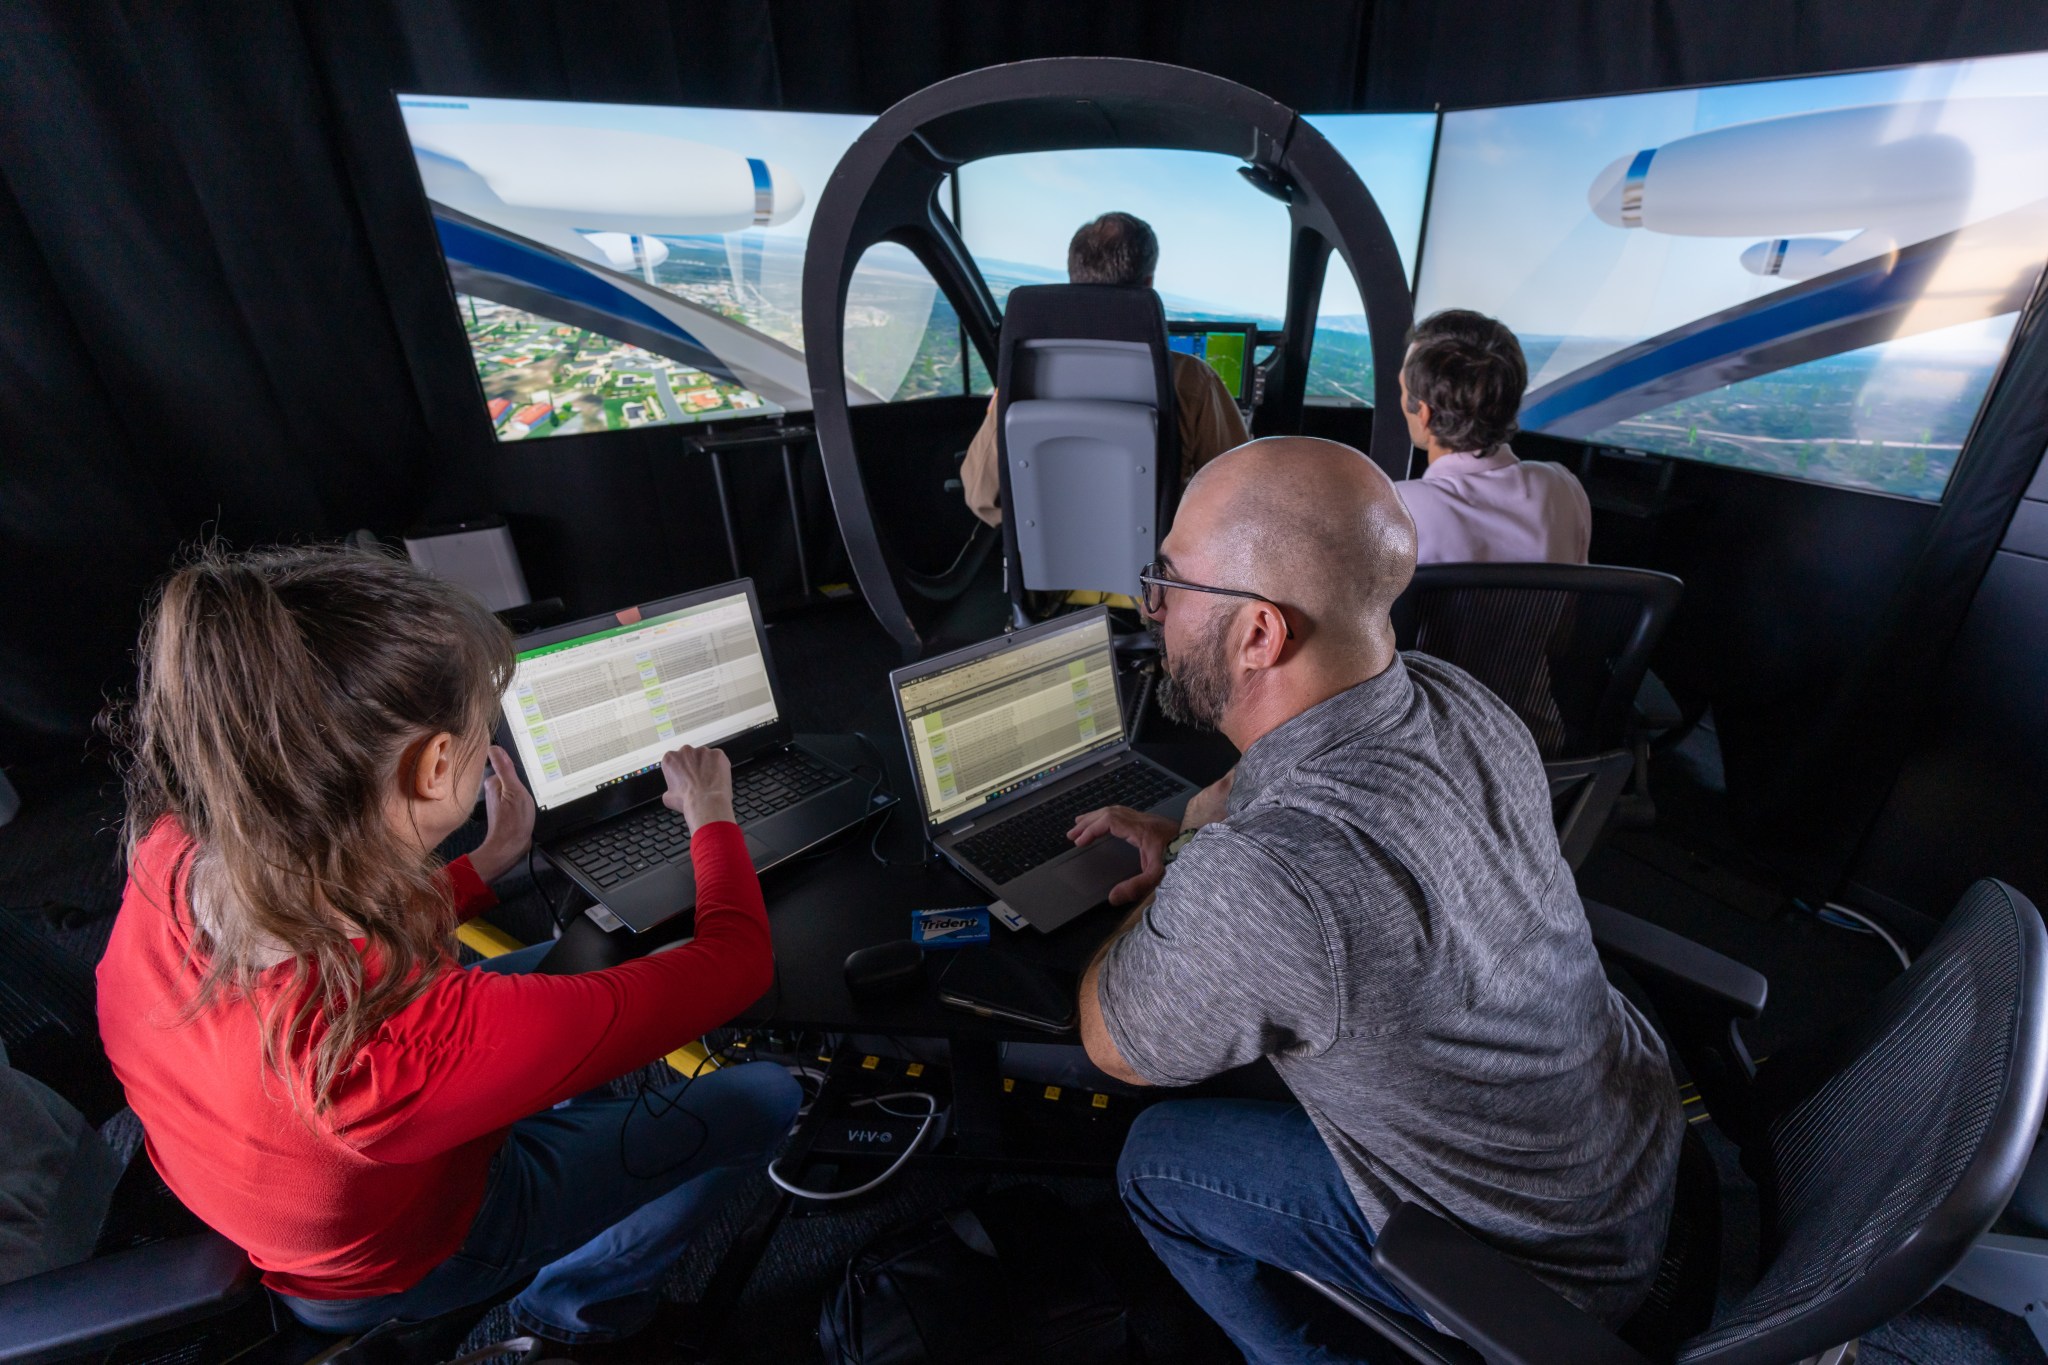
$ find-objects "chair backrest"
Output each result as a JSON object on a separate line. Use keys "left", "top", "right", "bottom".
{"left": 1619, "top": 1123, "right": 1722, "bottom": 1360}
{"left": 1392, "top": 563, "right": 1682, "bottom": 760}
{"left": 0, "top": 914, "right": 122, "bottom": 1125}
{"left": 994, "top": 285, "right": 1177, "bottom": 606}
{"left": 1681, "top": 879, "right": 2048, "bottom": 1364}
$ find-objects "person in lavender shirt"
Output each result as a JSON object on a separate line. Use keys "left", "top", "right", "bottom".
{"left": 1396, "top": 310, "right": 1592, "bottom": 565}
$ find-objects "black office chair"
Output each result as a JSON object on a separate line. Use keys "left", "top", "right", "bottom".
{"left": 1305, "top": 877, "right": 2048, "bottom": 1365}
{"left": 1392, "top": 563, "right": 1683, "bottom": 868}
{"left": 992, "top": 284, "right": 1180, "bottom": 630}
{"left": 0, "top": 913, "right": 124, "bottom": 1129}
{"left": 0, "top": 915, "right": 534, "bottom": 1365}
{"left": 0, "top": 1232, "right": 534, "bottom": 1365}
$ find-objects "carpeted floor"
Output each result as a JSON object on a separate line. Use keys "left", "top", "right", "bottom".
{"left": 3, "top": 595, "right": 2043, "bottom": 1364}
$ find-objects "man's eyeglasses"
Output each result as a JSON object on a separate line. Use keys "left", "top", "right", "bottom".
{"left": 1136, "top": 561, "right": 1295, "bottom": 639}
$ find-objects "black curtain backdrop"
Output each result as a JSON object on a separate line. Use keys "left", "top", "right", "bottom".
{"left": 1365, "top": 0, "right": 2048, "bottom": 108}
{"left": 0, "top": 0, "right": 1374, "bottom": 764}
{"left": 5, "top": 0, "right": 2048, "bottom": 901}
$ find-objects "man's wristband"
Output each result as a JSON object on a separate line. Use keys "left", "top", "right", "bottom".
{"left": 1162, "top": 828, "right": 1200, "bottom": 866}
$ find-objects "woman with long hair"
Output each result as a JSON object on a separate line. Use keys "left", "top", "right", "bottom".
{"left": 96, "top": 545, "right": 798, "bottom": 1355}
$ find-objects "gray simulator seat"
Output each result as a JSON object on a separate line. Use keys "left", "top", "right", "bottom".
{"left": 1003, "top": 337, "right": 1163, "bottom": 599}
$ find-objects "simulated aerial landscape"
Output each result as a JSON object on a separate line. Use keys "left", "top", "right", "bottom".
{"left": 459, "top": 296, "right": 770, "bottom": 439}
{"left": 1521, "top": 336, "right": 1994, "bottom": 502}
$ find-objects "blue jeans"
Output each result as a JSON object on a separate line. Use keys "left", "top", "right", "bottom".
{"left": 1117, "top": 1099, "right": 1424, "bottom": 1364}
{"left": 283, "top": 942, "right": 801, "bottom": 1343}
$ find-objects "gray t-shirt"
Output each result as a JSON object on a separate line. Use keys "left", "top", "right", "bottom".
{"left": 1098, "top": 652, "right": 1682, "bottom": 1321}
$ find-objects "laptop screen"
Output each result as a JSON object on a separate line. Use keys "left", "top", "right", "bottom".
{"left": 503, "top": 590, "right": 777, "bottom": 812}
{"left": 897, "top": 613, "right": 1124, "bottom": 827}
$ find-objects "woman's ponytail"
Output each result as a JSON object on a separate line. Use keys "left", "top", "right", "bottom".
{"left": 111, "top": 543, "right": 514, "bottom": 1114}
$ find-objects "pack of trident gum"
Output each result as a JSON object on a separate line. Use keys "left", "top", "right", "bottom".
{"left": 910, "top": 906, "right": 992, "bottom": 948}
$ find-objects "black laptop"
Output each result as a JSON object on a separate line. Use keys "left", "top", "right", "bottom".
{"left": 499, "top": 578, "right": 881, "bottom": 933}
{"left": 889, "top": 609, "right": 1194, "bottom": 932}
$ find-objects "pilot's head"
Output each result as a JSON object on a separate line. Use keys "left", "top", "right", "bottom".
{"left": 1067, "top": 212, "right": 1159, "bottom": 289}
{"left": 1399, "top": 309, "right": 1527, "bottom": 456}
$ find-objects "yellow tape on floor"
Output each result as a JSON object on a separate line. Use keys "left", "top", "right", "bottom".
{"left": 456, "top": 920, "right": 525, "bottom": 959}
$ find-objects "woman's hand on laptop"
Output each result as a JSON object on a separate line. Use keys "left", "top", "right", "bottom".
{"left": 660, "top": 745, "right": 737, "bottom": 832}
{"left": 1069, "top": 805, "right": 1178, "bottom": 906}
{"left": 469, "top": 745, "right": 534, "bottom": 884}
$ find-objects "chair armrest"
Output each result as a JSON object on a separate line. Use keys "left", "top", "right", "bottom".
{"left": 1371, "top": 1204, "right": 1652, "bottom": 1365}
{"left": 1583, "top": 898, "right": 1766, "bottom": 1020}
{"left": 1546, "top": 752, "right": 1634, "bottom": 870}
{"left": 0, "top": 1230, "right": 259, "bottom": 1365}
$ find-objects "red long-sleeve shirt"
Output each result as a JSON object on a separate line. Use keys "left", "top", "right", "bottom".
{"left": 95, "top": 816, "right": 772, "bottom": 1299}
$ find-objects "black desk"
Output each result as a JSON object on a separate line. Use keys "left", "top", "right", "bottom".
{"left": 536, "top": 732, "right": 1235, "bottom": 1152}
{"left": 525, "top": 727, "right": 1234, "bottom": 1352}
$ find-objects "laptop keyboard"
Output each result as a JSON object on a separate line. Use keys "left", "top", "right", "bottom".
{"left": 953, "top": 762, "right": 1184, "bottom": 887}
{"left": 559, "top": 749, "right": 842, "bottom": 890}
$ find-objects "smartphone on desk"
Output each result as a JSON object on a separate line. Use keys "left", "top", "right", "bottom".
{"left": 936, "top": 948, "right": 1077, "bottom": 1034}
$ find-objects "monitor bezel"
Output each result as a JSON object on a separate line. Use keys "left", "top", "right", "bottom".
{"left": 498, "top": 576, "right": 792, "bottom": 832}
{"left": 1166, "top": 320, "right": 1260, "bottom": 403}
{"left": 888, "top": 607, "right": 1126, "bottom": 831}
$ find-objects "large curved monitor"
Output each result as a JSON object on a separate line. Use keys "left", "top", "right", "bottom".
{"left": 952, "top": 111, "right": 1437, "bottom": 400}
{"left": 397, "top": 95, "right": 963, "bottom": 442}
{"left": 1416, "top": 52, "right": 2048, "bottom": 501}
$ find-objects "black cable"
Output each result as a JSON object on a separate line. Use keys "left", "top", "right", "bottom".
{"left": 849, "top": 730, "right": 892, "bottom": 805}
{"left": 913, "top": 523, "right": 986, "bottom": 582}
{"left": 868, "top": 802, "right": 908, "bottom": 867}
{"left": 901, "top": 524, "right": 997, "bottom": 602}
{"left": 853, "top": 730, "right": 930, "bottom": 869}
{"left": 617, "top": 1045, "right": 722, "bottom": 1181}
{"left": 524, "top": 841, "right": 577, "bottom": 933}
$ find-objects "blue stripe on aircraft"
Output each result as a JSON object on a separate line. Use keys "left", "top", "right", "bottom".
{"left": 432, "top": 216, "right": 711, "bottom": 353}
{"left": 748, "top": 158, "right": 772, "bottom": 196}
{"left": 1520, "top": 249, "right": 1938, "bottom": 433}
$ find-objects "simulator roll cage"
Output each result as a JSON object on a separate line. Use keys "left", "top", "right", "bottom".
{"left": 800, "top": 58, "right": 1416, "bottom": 655}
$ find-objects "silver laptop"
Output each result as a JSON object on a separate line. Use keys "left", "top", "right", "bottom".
{"left": 499, "top": 578, "right": 880, "bottom": 933}
{"left": 890, "top": 610, "right": 1194, "bottom": 932}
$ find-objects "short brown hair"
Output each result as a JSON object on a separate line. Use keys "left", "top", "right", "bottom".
{"left": 1402, "top": 309, "right": 1527, "bottom": 453}
{"left": 1067, "top": 212, "right": 1159, "bottom": 286}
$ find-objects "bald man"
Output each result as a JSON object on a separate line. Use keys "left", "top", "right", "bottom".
{"left": 1068, "top": 438, "right": 1680, "bottom": 1358}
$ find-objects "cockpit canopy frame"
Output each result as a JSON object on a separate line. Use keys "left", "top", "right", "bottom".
{"left": 801, "top": 57, "right": 1415, "bottom": 654}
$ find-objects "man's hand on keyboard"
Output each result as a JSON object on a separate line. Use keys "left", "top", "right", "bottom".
{"left": 660, "top": 745, "right": 736, "bottom": 832}
{"left": 1068, "top": 805, "right": 1178, "bottom": 907}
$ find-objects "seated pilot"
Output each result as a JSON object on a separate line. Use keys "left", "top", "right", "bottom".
{"left": 1066, "top": 437, "right": 1681, "bottom": 1357}
{"left": 1397, "top": 309, "right": 1593, "bottom": 564}
{"left": 960, "top": 211, "right": 1250, "bottom": 527}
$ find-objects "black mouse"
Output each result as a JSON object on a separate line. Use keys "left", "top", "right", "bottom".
{"left": 844, "top": 940, "right": 926, "bottom": 998}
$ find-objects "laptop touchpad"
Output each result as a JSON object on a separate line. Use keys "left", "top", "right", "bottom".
{"left": 1057, "top": 838, "right": 1140, "bottom": 896}
{"left": 743, "top": 832, "right": 780, "bottom": 865}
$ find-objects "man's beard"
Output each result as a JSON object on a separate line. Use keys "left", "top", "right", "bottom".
{"left": 1152, "top": 615, "right": 1233, "bottom": 730}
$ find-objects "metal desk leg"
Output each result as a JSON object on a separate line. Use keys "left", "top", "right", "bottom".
{"left": 708, "top": 448, "right": 743, "bottom": 581}
{"left": 780, "top": 442, "right": 811, "bottom": 600}
{"left": 949, "top": 1035, "right": 1006, "bottom": 1158}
